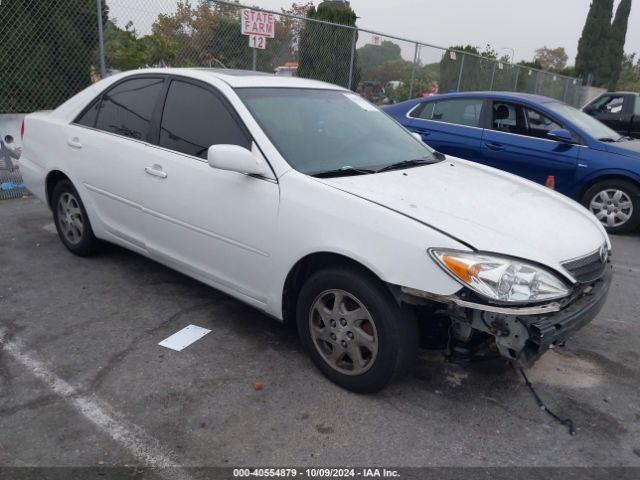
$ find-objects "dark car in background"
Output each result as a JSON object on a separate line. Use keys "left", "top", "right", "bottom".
{"left": 583, "top": 92, "right": 640, "bottom": 140}
{"left": 383, "top": 92, "right": 640, "bottom": 233}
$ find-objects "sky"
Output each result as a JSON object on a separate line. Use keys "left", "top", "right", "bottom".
{"left": 110, "top": 0, "right": 639, "bottom": 65}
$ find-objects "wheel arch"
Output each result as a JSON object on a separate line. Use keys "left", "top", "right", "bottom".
{"left": 281, "top": 251, "right": 391, "bottom": 325}
{"left": 578, "top": 170, "right": 640, "bottom": 201}
{"left": 45, "top": 169, "right": 73, "bottom": 209}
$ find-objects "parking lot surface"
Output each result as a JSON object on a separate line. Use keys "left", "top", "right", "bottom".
{"left": 1, "top": 198, "right": 639, "bottom": 470}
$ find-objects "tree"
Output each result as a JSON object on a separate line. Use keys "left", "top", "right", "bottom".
{"left": 104, "top": 21, "right": 150, "bottom": 70}
{"left": 533, "top": 46, "right": 568, "bottom": 72}
{"left": 297, "top": 1, "right": 360, "bottom": 90}
{"left": 361, "top": 59, "right": 409, "bottom": 84}
{"left": 607, "top": 0, "right": 632, "bottom": 90}
{"left": 358, "top": 40, "right": 402, "bottom": 72}
{"left": 575, "top": 0, "right": 614, "bottom": 86}
{"left": 617, "top": 53, "right": 640, "bottom": 91}
{"left": 391, "top": 63, "right": 436, "bottom": 102}
{"left": 0, "top": 0, "right": 103, "bottom": 112}
{"left": 438, "top": 44, "right": 508, "bottom": 93}
{"left": 151, "top": 2, "right": 250, "bottom": 68}
{"left": 151, "top": 1, "right": 307, "bottom": 71}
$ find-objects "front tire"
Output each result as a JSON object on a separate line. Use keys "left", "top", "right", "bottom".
{"left": 582, "top": 180, "right": 640, "bottom": 234}
{"left": 296, "top": 265, "right": 418, "bottom": 393}
{"left": 51, "top": 180, "right": 99, "bottom": 256}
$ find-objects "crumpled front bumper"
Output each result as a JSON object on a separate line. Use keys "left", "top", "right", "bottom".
{"left": 400, "top": 263, "right": 613, "bottom": 365}
{"left": 514, "top": 264, "right": 612, "bottom": 365}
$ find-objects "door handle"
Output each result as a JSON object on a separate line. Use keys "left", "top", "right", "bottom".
{"left": 145, "top": 165, "right": 167, "bottom": 179}
{"left": 67, "top": 137, "right": 82, "bottom": 149}
{"left": 485, "top": 142, "right": 505, "bottom": 151}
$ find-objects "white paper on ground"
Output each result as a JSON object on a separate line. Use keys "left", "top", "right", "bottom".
{"left": 158, "top": 325, "right": 211, "bottom": 352}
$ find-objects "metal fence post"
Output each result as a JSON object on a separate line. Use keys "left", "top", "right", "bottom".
{"left": 456, "top": 52, "right": 465, "bottom": 92}
{"left": 408, "top": 43, "right": 419, "bottom": 99}
{"left": 348, "top": 28, "right": 357, "bottom": 90}
{"left": 489, "top": 60, "right": 497, "bottom": 91}
{"left": 252, "top": 49, "right": 257, "bottom": 71}
{"left": 96, "top": 0, "right": 106, "bottom": 78}
{"left": 513, "top": 66, "right": 520, "bottom": 91}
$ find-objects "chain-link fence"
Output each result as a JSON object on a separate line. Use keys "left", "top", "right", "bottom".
{"left": 0, "top": 0, "right": 585, "bottom": 197}
{"left": 0, "top": 0, "right": 584, "bottom": 115}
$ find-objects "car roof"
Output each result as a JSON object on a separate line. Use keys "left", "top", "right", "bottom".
{"left": 111, "top": 67, "right": 346, "bottom": 90}
{"left": 423, "top": 91, "right": 560, "bottom": 104}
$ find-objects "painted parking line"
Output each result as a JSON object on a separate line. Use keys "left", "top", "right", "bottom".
{"left": 158, "top": 325, "right": 211, "bottom": 352}
{"left": 0, "top": 330, "right": 193, "bottom": 480}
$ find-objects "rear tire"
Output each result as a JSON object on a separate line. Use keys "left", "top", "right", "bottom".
{"left": 51, "top": 180, "right": 99, "bottom": 256}
{"left": 582, "top": 180, "right": 640, "bottom": 234}
{"left": 296, "top": 265, "right": 418, "bottom": 393}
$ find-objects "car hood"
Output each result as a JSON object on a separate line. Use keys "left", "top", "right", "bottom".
{"left": 604, "top": 139, "right": 640, "bottom": 157}
{"left": 318, "top": 158, "right": 609, "bottom": 280}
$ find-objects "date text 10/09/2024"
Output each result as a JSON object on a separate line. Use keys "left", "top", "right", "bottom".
{"left": 233, "top": 468, "right": 401, "bottom": 478}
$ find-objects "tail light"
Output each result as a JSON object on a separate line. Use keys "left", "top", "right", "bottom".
{"left": 20, "top": 119, "right": 25, "bottom": 140}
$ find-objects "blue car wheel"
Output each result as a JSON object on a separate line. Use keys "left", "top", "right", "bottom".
{"left": 582, "top": 179, "right": 640, "bottom": 234}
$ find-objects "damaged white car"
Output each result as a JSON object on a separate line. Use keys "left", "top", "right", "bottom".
{"left": 20, "top": 69, "right": 612, "bottom": 392}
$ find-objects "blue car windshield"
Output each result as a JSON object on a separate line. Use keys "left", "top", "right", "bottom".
{"left": 236, "top": 88, "right": 436, "bottom": 175}
{"left": 547, "top": 103, "right": 622, "bottom": 141}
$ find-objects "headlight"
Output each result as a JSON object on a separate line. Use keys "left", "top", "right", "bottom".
{"left": 430, "top": 249, "right": 569, "bottom": 303}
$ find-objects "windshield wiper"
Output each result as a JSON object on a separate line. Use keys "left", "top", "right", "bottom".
{"left": 598, "top": 137, "right": 619, "bottom": 142}
{"left": 376, "top": 157, "right": 439, "bottom": 173}
{"left": 310, "top": 166, "right": 376, "bottom": 178}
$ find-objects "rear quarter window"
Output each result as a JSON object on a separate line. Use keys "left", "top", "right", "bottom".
{"left": 75, "top": 98, "right": 100, "bottom": 128}
{"left": 410, "top": 102, "right": 435, "bottom": 120}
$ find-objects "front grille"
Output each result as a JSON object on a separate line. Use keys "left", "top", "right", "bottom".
{"left": 561, "top": 246, "right": 608, "bottom": 283}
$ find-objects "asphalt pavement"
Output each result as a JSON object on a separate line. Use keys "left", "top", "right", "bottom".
{"left": 1, "top": 197, "right": 639, "bottom": 473}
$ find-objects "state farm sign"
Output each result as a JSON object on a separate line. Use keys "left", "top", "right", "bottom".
{"left": 241, "top": 9, "right": 275, "bottom": 38}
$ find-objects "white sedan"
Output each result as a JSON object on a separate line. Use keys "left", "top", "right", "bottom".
{"left": 20, "top": 68, "right": 612, "bottom": 392}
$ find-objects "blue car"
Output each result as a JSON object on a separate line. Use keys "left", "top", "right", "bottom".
{"left": 383, "top": 92, "right": 640, "bottom": 233}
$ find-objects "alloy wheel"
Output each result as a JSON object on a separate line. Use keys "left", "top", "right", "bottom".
{"left": 589, "top": 189, "right": 633, "bottom": 228}
{"left": 57, "top": 192, "right": 84, "bottom": 245}
{"left": 308, "top": 289, "right": 379, "bottom": 376}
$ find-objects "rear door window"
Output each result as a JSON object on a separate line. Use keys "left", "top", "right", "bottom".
{"left": 492, "top": 102, "right": 527, "bottom": 135}
{"left": 426, "top": 99, "right": 483, "bottom": 127}
{"left": 159, "top": 80, "right": 250, "bottom": 159}
{"left": 94, "top": 77, "right": 165, "bottom": 141}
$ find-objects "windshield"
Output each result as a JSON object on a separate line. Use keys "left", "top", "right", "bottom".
{"left": 547, "top": 103, "right": 622, "bottom": 141}
{"left": 236, "top": 88, "right": 436, "bottom": 175}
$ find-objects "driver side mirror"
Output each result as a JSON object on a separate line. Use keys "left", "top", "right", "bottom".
{"left": 547, "top": 128, "right": 576, "bottom": 144}
{"left": 207, "top": 144, "right": 267, "bottom": 176}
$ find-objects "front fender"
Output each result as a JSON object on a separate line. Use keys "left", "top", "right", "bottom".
{"left": 265, "top": 172, "right": 467, "bottom": 319}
